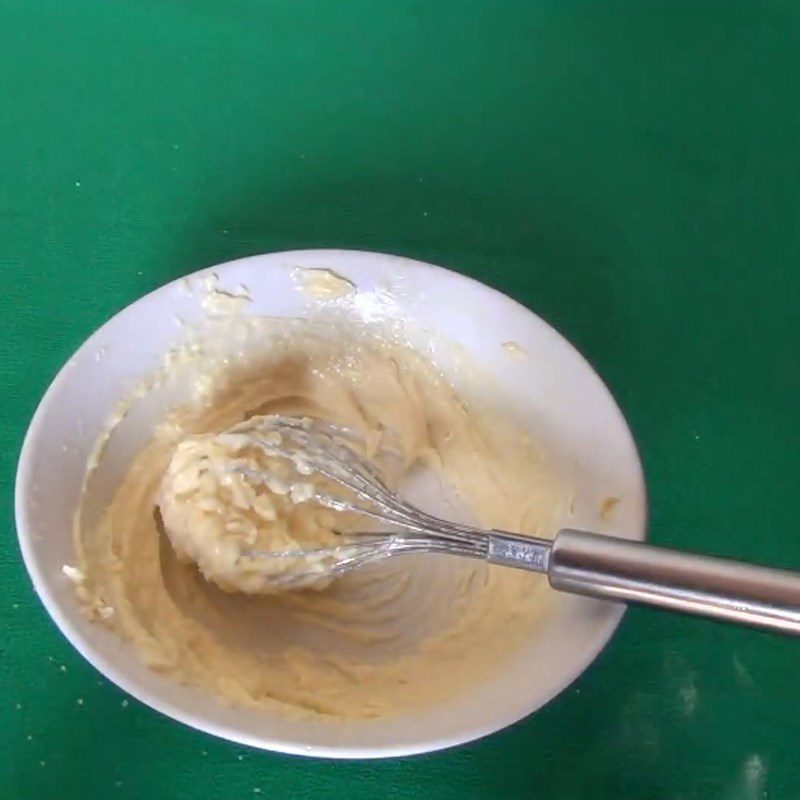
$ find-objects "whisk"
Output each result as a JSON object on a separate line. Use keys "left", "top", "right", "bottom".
{"left": 234, "top": 415, "right": 800, "bottom": 635}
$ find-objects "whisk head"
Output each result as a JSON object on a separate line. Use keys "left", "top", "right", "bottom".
{"left": 226, "top": 415, "right": 489, "bottom": 588}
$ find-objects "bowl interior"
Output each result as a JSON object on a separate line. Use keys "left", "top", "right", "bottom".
{"left": 16, "top": 249, "right": 646, "bottom": 757}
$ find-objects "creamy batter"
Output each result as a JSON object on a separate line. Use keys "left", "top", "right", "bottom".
{"left": 157, "top": 417, "right": 344, "bottom": 594}
{"left": 74, "top": 318, "right": 571, "bottom": 719}
{"left": 292, "top": 267, "right": 356, "bottom": 300}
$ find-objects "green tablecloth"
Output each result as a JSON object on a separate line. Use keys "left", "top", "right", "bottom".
{"left": 3, "top": 2, "right": 799, "bottom": 797}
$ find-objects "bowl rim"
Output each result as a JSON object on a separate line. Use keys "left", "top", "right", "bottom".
{"left": 15, "top": 248, "right": 647, "bottom": 759}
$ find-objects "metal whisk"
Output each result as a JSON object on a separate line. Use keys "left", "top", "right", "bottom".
{"left": 235, "top": 415, "right": 800, "bottom": 635}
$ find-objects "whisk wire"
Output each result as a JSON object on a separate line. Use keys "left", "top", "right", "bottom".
{"left": 228, "top": 415, "right": 503, "bottom": 588}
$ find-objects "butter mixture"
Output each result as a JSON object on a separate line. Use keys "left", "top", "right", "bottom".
{"left": 292, "top": 267, "right": 356, "bottom": 300}
{"left": 74, "top": 318, "right": 571, "bottom": 719}
{"left": 157, "top": 417, "right": 343, "bottom": 594}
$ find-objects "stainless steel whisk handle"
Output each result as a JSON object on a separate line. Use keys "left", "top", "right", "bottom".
{"left": 487, "top": 529, "right": 800, "bottom": 635}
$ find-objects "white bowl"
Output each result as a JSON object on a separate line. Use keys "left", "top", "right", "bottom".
{"left": 15, "top": 249, "right": 646, "bottom": 758}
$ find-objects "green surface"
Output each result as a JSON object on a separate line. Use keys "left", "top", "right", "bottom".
{"left": 2, "top": 1, "right": 799, "bottom": 797}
